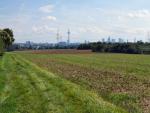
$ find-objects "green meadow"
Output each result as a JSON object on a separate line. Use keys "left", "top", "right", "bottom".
{"left": 21, "top": 53, "right": 150, "bottom": 113}
{"left": 0, "top": 52, "right": 150, "bottom": 113}
{"left": 0, "top": 53, "right": 127, "bottom": 113}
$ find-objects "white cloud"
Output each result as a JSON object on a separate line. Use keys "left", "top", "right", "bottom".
{"left": 39, "top": 4, "right": 54, "bottom": 13}
{"left": 32, "top": 25, "right": 56, "bottom": 34}
{"left": 127, "top": 9, "right": 150, "bottom": 18}
{"left": 78, "top": 26, "right": 111, "bottom": 35}
{"left": 5, "top": 6, "right": 149, "bottom": 42}
{"left": 42, "top": 16, "right": 56, "bottom": 21}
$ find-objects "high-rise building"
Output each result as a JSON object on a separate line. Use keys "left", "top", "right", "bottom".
{"left": 118, "top": 38, "right": 124, "bottom": 43}
{"left": 102, "top": 38, "right": 105, "bottom": 43}
{"left": 107, "top": 36, "right": 111, "bottom": 43}
{"left": 111, "top": 39, "right": 116, "bottom": 43}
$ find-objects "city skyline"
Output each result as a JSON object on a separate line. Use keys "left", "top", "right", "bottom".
{"left": 1, "top": 0, "right": 150, "bottom": 43}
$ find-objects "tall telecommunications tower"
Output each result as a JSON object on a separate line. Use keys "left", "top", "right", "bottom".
{"left": 67, "top": 29, "right": 71, "bottom": 44}
{"left": 56, "top": 29, "right": 60, "bottom": 43}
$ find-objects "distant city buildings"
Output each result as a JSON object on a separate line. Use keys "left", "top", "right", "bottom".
{"left": 13, "top": 30, "right": 148, "bottom": 51}
{"left": 111, "top": 39, "right": 116, "bottom": 43}
{"left": 118, "top": 38, "right": 124, "bottom": 43}
{"left": 102, "top": 36, "right": 124, "bottom": 43}
{"left": 17, "top": 37, "right": 131, "bottom": 50}
{"left": 102, "top": 38, "right": 105, "bottom": 43}
{"left": 12, "top": 29, "right": 81, "bottom": 50}
{"left": 13, "top": 41, "right": 80, "bottom": 50}
{"left": 107, "top": 36, "right": 111, "bottom": 43}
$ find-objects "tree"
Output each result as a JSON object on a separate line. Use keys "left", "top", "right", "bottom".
{"left": 0, "top": 37, "right": 4, "bottom": 55}
{"left": 78, "top": 41, "right": 150, "bottom": 54}
{"left": 0, "top": 28, "right": 15, "bottom": 48}
{"left": 0, "top": 28, "right": 15, "bottom": 55}
{"left": 3, "top": 28, "right": 15, "bottom": 47}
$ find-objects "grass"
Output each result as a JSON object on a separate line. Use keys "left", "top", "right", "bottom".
{"left": 46, "top": 54, "right": 150, "bottom": 78}
{"left": 20, "top": 52, "right": 150, "bottom": 113}
{"left": 0, "top": 53, "right": 126, "bottom": 113}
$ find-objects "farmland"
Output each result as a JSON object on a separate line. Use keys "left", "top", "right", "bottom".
{"left": 0, "top": 50, "right": 150, "bottom": 113}
{"left": 19, "top": 50, "right": 150, "bottom": 113}
{"left": 0, "top": 53, "right": 126, "bottom": 113}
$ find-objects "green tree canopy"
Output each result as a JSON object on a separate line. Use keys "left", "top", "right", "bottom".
{"left": 0, "top": 28, "right": 15, "bottom": 48}
{"left": 0, "top": 36, "right": 4, "bottom": 55}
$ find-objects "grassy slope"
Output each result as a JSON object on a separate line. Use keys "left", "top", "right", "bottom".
{"left": 0, "top": 53, "right": 126, "bottom": 113}
{"left": 20, "top": 53, "right": 150, "bottom": 113}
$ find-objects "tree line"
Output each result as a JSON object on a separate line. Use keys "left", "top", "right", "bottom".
{"left": 78, "top": 41, "right": 150, "bottom": 54}
{"left": 0, "top": 28, "right": 14, "bottom": 55}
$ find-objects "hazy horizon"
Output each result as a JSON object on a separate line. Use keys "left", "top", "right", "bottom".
{"left": 1, "top": 0, "right": 150, "bottom": 43}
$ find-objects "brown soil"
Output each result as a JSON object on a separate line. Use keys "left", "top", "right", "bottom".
{"left": 25, "top": 57, "right": 150, "bottom": 113}
{"left": 26, "top": 49, "right": 92, "bottom": 54}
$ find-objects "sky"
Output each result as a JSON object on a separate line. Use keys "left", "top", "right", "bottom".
{"left": 1, "top": 0, "right": 150, "bottom": 43}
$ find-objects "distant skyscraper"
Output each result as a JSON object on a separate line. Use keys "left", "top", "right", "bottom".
{"left": 118, "top": 38, "right": 124, "bottom": 43}
{"left": 127, "top": 39, "right": 129, "bottom": 43}
{"left": 134, "top": 37, "right": 137, "bottom": 43}
{"left": 107, "top": 36, "right": 111, "bottom": 43}
{"left": 102, "top": 38, "right": 105, "bottom": 43}
{"left": 111, "top": 39, "right": 116, "bottom": 43}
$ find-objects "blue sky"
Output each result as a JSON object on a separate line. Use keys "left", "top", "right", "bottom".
{"left": 1, "top": 0, "right": 150, "bottom": 43}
